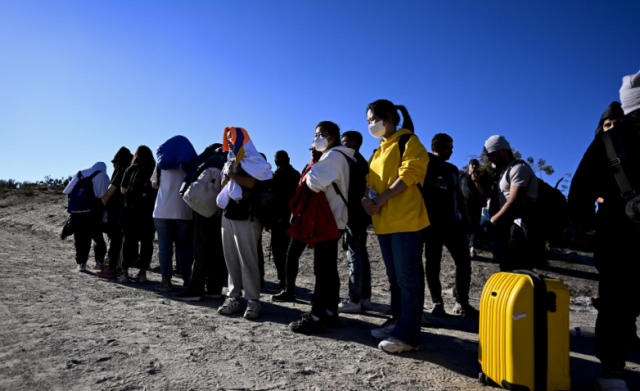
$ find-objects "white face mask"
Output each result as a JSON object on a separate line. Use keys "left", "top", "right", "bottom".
{"left": 368, "top": 120, "right": 386, "bottom": 138}
{"left": 313, "top": 136, "right": 329, "bottom": 152}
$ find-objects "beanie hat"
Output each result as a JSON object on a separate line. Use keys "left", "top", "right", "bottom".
{"left": 620, "top": 69, "right": 640, "bottom": 115}
{"left": 483, "top": 135, "right": 511, "bottom": 155}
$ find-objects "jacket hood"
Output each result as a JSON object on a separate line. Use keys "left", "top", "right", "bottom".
{"left": 327, "top": 145, "right": 356, "bottom": 162}
{"left": 595, "top": 101, "right": 624, "bottom": 136}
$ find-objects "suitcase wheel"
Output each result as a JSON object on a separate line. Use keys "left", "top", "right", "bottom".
{"left": 478, "top": 372, "right": 488, "bottom": 386}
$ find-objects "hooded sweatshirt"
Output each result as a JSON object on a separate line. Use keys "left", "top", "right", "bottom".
{"left": 63, "top": 162, "right": 110, "bottom": 198}
{"left": 306, "top": 145, "right": 356, "bottom": 230}
{"left": 367, "top": 128, "right": 430, "bottom": 235}
{"left": 594, "top": 101, "right": 624, "bottom": 135}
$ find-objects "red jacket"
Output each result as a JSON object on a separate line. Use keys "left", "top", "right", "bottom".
{"left": 287, "top": 183, "right": 340, "bottom": 248}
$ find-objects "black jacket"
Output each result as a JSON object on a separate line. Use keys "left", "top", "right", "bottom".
{"left": 272, "top": 164, "right": 300, "bottom": 227}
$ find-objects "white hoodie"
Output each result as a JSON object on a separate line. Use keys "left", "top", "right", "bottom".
{"left": 305, "top": 145, "right": 356, "bottom": 230}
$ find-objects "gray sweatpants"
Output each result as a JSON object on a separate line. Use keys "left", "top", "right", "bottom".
{"left": 221, "top": 216, "right": 263, "bottom": 301}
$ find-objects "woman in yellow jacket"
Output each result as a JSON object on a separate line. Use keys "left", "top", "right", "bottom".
{"left": 362, "top": 99, "right": 430, "bottom": 354}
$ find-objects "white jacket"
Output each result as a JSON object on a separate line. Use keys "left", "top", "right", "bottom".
{"left": 306, "top": 146, "right": 355, "bottom": 230}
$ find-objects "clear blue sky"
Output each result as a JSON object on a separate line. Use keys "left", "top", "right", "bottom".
{"left": 1, "top": 1, "right": 639, "bottom": 188}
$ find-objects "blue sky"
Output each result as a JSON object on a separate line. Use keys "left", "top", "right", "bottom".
{"left": 1, "top": 1, "right": 639, "bottom": 189}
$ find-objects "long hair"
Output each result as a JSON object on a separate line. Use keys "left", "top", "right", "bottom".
{"left": 132, "top": 145, "right": 156, "bottom": 169}
{"left": 366, "top": 99, "right": 415, "bottom": 133}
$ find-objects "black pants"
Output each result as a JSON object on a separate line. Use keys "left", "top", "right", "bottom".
{"left": 120, "top": 213, "right": 155, "bottom": 270}
{"left": 284, "top": 237, "right": 308, "bottom": 294}
{"left": 187, "top": 212, "right": 228, "bottom": 295}
{"left": 271, "top": 224, "right": 291, "bottom": 284}
{"left": 71, "top": 213, "right": 106, "bottom": 265}
{"left": 104, "top": 217, "right": 123, "bottom": 270}
{"left": 494, "top": 219, "right": 540, "bottom": 272}
{"left": 311, "top": 237, "right": 341, "bottom": 316}
{"left": 422, "top": 222, "right": 471, "bottom": 305}
{"left": 594, "top": 215, "right": 640, "bottom": 370}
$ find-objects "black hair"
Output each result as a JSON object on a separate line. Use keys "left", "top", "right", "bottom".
{"left": 342, "top": 130, "right": 363, "bottom": 148}
{"left": 432, "top": 133, "right": 453, "bottom": 149}
{"left": 275, "top": 150, "right": 290, "bottom": 165}
{"left": 366, "top": 99, "right": 415, "bottom": 133}
{"left": 469, "top": 158, "right": 480, "bottom": 166}
{"left": 132, "top": 145, "right": 156, "bottom": 169}
{"left": 260, "top": 153, "right": 267, "bottom": 161}
{"left": 316, "top": 121, "right": 341, "bottom": 148}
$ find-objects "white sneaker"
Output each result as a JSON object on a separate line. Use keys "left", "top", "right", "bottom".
{"left": 594, "top": 374, "right": 629, "bottom": 391}
{"left": 217, "top": 297, "right": 241, "bottom": 315}
{"left": 119, "top": 269, "right": 130, "bottom": 283}
{"left": 136, "top": 269, "right": 148, "bottom": 283}
{"left": 378, "top": 337, "right": 417, "bottom": 354}
{"left": 76, "top": 263, "right": 87, "bottom": 272}
{"left": 361, "top": 298, "right": 372, "bottom": 310}
{"left": 93, "top": 262, "right": 103, "bottom": 270}
{"left": 371, "top": 319, "right": 398, "bottom": 340}
{"left": 244, "top": 300, "right": 261, "bottom": 319}
{"left": 338, "top": 299, "right": 362, "bottom": 314}
{"left": 470, "top": 247, "right": 477, "bottom": 258}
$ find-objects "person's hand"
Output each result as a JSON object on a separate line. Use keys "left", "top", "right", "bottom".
{"left": 361, "top": 198, "right": 380, "bottom": 216}
{"left": 221, "top": 174, "right": 231, "bottom": 188}
{"left": 372, "top": 194, "right": 388, "bottom": 208}
{"left": 471, "top": 171, "right": 480, "bottom": 183}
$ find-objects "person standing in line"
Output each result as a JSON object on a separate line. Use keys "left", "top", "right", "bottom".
{"left": 337, "top": 130, "right": 372, "bottom": 314}
{"left": 421, "top": 133, "right": 478, "bottom": 318}
{"left": 569, "top": 71, "right": 640, "bottom": 391}
{"left": 216, "top": 127, "right": 273, "bottom": 320}
{"left": 271, "top": 146, "right": 322, "bottom": 302}
{"left": 174, "top": 144, "right": 228, "bottom": 301}
{"left": 267, "top": 150, "right": 300, "bottom": 292}
{"left": 98, "top": 147, "right": 133, "bottom": 274}
{"left": 63, "top": 162, "right": 110, "bottom": 272}
{"left": 362, "top": 100, "right": 429, "bottom": 353}
{"left": 151, "top": 135, "right": 197, "bottom": 291}
{"left": 460, "top": 159, "right": 488, "bottom": 258}
{"left": 118, "top": 146, "right": 157, "bottom": 283}
{"left": 483, "top": 135, "right": 540, "bottom": 272}
{"left": 288, "top": 121, "right": 356, "bottom": 333}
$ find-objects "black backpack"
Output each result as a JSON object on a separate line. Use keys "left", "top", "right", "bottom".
{"left": 251, "top": 178, "right": 276, "bottom": 230}
{"left": 331, "top": 151, "right": 371, "bottom": 229}
{"left": 125, "top": 165, "right": 156, "bottom": 213}
{"left": 506, "top": 160, "right": 568, "bottom": 242}
{"left": 67, "top": 171, "right": 101, "bottom": 214}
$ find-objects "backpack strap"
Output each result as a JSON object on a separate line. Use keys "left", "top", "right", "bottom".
{"left": 331, "top": 150, "right": 351, "bottom": 207}
{"left": 602, "top": 131, "right": 637, "bottom": 200}
{"left": 86, "top": 170, "right": 101, "bottom": 180}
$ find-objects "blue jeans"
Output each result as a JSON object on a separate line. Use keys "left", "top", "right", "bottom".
{"left": 346, "top": 226, "right": 371, "bottom": 303}
{"left": 378, "top": 231, "right": 423, "bottom": 347}
{"left": 154, "top": 218, "right": 194, "bottom": 283}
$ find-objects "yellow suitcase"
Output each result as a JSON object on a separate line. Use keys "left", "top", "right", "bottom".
{"left": 478, "top": 271, "right": 571, "bottom": 391}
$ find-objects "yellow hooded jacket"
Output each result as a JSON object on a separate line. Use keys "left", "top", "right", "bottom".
{"left": 366, "top": 129, "right": 430, "bottom": 235}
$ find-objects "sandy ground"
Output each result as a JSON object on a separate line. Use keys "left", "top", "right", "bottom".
{"left": 0, "top": 189, "right": 639, "bottom": 391}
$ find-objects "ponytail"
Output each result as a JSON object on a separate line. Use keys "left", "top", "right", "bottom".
{"left": 395, "top": 105, "right": 414, "bottom": 133}
{"left": 367, "top": 100, "right": 415, "bottom": 133}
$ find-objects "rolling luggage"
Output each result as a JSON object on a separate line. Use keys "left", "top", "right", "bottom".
{"left": 478, "top": 271, "right": 571, "bottom": 391}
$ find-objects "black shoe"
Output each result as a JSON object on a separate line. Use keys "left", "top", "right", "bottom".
{"left": 272, "top": 291, "right": 296, "bottom": 302}
{"left": 322, "top": 313, "right": 343, "bottom": 328}
{"left": 265, "top": 281, "right": 285, "bottom": 293}
{"left": 289, "top": 313, "right": 325, "bottom": 334}
{"left": 173, "top": 269, "right": 182, "bottom": 277}
{"left": 174, "top": 292, "right": 203, "bottom": 302}
{"left": 453, "top": 303, "right": 479, "bottom": 319}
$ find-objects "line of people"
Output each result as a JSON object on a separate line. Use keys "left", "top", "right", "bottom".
{"left": 61, "top": 68, "right": 640, "bottom": 391}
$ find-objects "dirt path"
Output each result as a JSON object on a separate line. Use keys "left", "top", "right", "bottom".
{"left": 0, "top": 190, "right": 639, "bottom": 390}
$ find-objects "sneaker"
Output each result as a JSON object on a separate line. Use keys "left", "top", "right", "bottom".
{"left": 431, "top": 303, "right": 447, "bottom": 317}
{"left": 217, "top": 297, "right": 241, "bottom": 315}
{"left": 76, "top": 263, "right": 87, "bottom": 272}
{"left": 470, "top": 247, "right": 477, "bottom": 258}
{"left": 371, "top": 318, "right": 398, "bottom": 340}
{"left": 119, "top": 269, "right": 130, "bottom": 283}
{"left": 174, "top": 292, "right": 203, "bottom": 302}
{"left": 378, "top": 337, "right": 417, "bottom": 354}
{"left": 205, "top": 290, "right": 223, "bottom": 299}
{"left": 594, "top": 372, "right": 629, "bottom": 391}
{"left": 289, "top": 313, "right": 325, "bottom": 334}
{"left": 361, "top": 298, "right": 372, "bottom": 311}
{"left": 244, "top": 300, "right": 261, "bottom": 320}
{"left": 265, "top": 281, "right": 285, "bottom": 293}
{"left": 136, "top": 269, "right": 148, "bottom": 283}
{"left": 452, "top": 303, "right": 479, "bottom": 319}
{"left": 338, "top": 299, "right": 362, "bottom": 314}
{"left": 173, "top": 269, "right": 182, "bottom": 277}
{"left": 271, "top": 291, "right": 296, "bottom": 302}
{"left": 154, "top": 282, "right": 173, "bottom": 292}
{"left": 96, "top": 268, "right": 120, "bottom": 279}
{"left": 93, "top": 262, "right": 103, "bottom": 271}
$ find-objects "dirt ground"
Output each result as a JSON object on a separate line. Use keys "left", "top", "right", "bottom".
{"left": 0, "top": 189, "right": 639, "bottom": 391}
